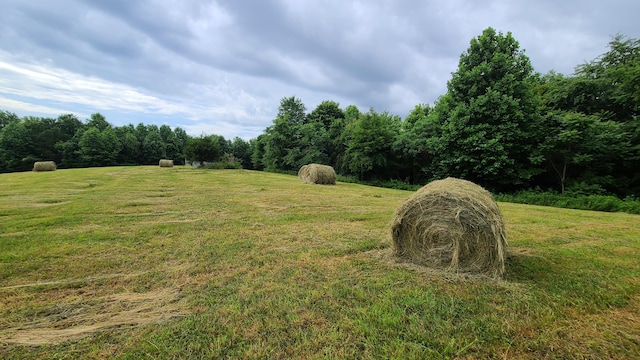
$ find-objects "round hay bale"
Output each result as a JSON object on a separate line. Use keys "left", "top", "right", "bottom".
{"left": 298, "top": 164, "right": 336, "bottom": 185}
{"left": 390, "top": 177, "right": 507, "bottom": 278}
{"left": 33, "top": 161, "right": 56, "bottom": 172}
{"left": 159, "top": 159, "right": 174, "bottom": 167}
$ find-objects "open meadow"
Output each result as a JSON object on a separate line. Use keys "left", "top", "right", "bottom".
{"left": 1, "top": 166, "right": 639, "bottom": 359}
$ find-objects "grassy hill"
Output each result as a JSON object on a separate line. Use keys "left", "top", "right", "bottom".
{"left": 1, "top": 166, "right": 639, "bottom": 359}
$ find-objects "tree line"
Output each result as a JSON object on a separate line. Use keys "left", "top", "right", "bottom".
{"left": 0, "top": 111, "right": 254, "bottom": 172}
{"left": 1, "top": 28, "right": 638, "bottom": 197}
{"left": 253, "top": 29, "right": 639, "bottom": 197}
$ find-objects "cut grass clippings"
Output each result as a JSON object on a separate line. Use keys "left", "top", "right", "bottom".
{"left": 0, "top": 166, "right": 638, "bottom": 359}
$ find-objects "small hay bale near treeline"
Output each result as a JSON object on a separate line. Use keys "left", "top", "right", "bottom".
{"left": 390, "top": 177, "right": 507, "bottom": 278}
{"left": 33, "top": 161, "right": 56, "bottom": 172}
{"left": 159, "top": 159, "right": 174, "bottom": 167}
{"left": 298, "top": 164, "right": 337, "bottom": 185}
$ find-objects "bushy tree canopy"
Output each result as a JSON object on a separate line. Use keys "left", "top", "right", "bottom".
{"left": 426, "top": 27, "right": 543, "bottom": 192}
{"left": 184, "top": 135, "right": 221, "bottom": 165}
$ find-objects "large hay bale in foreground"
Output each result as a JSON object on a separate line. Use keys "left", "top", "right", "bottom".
{"left": 33, "top": 161, "right": 56, "bottom": 172}
{"left": 159, "top": 159, "right": 174, "bottom": 167}
{"left": 298, "top": 164, "right": 336, "bottom": 185}
{"left": 390, "top": 177, "right": 507, "bottom": 278}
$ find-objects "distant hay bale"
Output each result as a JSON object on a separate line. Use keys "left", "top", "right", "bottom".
{"left": 298, "top": 164, "right": 336, "bottom": 185}
{"left": 33, "top": 161, "right": 56, "bottom": 172}
{"left": 390, "top": 177, "right": 507, "bottom": 278}
{"left": 159, "top": 159, "right": 174, "bottom": 167}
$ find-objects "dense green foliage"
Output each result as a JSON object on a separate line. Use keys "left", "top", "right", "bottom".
{"left": 253, "top": 30, "right": 639, "bottom": 198}
{"left": 184, "top": 135, "right": 221, "bottom": 165}
{"left": 495, "top": 191, "right": 640, "bottom": 214}
{"left": 1, "top": 29, "right": 638, "bottom": 201}
{"left": 424, "top": 28, "right": 543, "bottom": 192}
{"left": 0, "top": 113, "right": 253, "bottom": 171}
{"left": 535, "top": 34, "right": 640, "bottom": 196}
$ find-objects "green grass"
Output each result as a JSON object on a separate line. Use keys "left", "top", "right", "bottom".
{"left": 1, "top": 166, "right": 639, "bottom": 359}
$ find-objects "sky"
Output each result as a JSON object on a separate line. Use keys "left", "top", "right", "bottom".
{"left": 1, "top": 1, "right": 638, "bottom": 140}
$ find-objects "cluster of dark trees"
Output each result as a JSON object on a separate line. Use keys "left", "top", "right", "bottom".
{"left": 253, "top": 29, "right": 639, "bottom": 197}
{"left": 0, "top": 111, "right": 254, "bottom": 172}
{"left": 1, "top": 28, "right": 638, "bottom": 197}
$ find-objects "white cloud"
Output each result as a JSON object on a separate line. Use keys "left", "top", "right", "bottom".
{"left": 0, "top": 51, "right": 275, "bottom": 138}
{"left": 0, "top": 52, "right": 172, "bottom": 113}
{"left": 0, "top": 97, "right": 86, "bottom": 118}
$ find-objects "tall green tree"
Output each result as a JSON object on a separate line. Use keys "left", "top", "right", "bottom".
{"left": 251, "top": 134, "right": 267, "bottom": 171}
{"left": 573, "top": 35, "right": 640, "bottom": 195}
{"left": 22, "top": 116, "right": 60, "bottom": 163}
{"left": 334, "top": 105, "right": 361, "bottom": 173}
{"left": 78, "top": 127, "right": 120, "bottom": 166}
{"left": 56, "top": 114, "right": 84, "bottom": 141}
{"left": 0, "top": 110, "right": 20, "bottom": 131}
{"left": 539, "top": 112, "right": 628, "bottom": 194}
{"left": 342, "top": 109, "right": 402, "bottom": 180}
{"left": 172, "top": 127, "right": 189, "bottom": 165}
{"left": 393, "top": 104, "right": 433, "bottom": 184}
{"left": 538, "top": 35, "right": 640, "bottom": 195}
{"left": 86, "top": 113, "right": 111, "bottom": 131}
{"left": 307, "top": 100, "right": 345, "bottom": 129}
{"left": 114, "top": 124, "right": 140, "bottom": 164}
{"left": 133, "top": 123, "right": 149, "bottom": 164}
{"left": 262, "top": 96, "right": 308, "bottom": 171}
{"left": 0, "top": 114, "right": 81, "bottom": 171}
{"left": 142, "top": 128, "right": 166, "bottom": 164}
{"left": 307, "top": 100, "right": 346, "bottom": 168}
{"left": 263, "top": 115, "right": 297, "bottom": 171}
{"left": 278, "top": 96, "right": 307, "bottom": 126}
{"left": 230, "top": 137, "right": 253, "bottom": 169}
{"left": 574, "top": 34, "right": 639, "bottom": 122}
{"left": 289, "top": 121, "right": 330, "bottom": 167}
{"left": 210, "top": 135, "right": 230, "bottom": 156}
{"left": 427, "top": 27, "right": 543, "bottom": 192}
{"left": 184, "top": 135, "right": 221, "bottom": 165}
{"left": 0, "top": 120, "right": 31, "bottom": 172}
{"left": 159, "top": 125, "right": 181, "bottom": 162}
{"left": 52, "top": 114, "right": 85, "bottom": 168}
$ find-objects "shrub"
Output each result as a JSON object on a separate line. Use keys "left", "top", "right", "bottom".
{"left": 205, "top": 161, "right": 242, "bottom": 170}
{"left": 495, "top": 191, "right": 640, "bottom": 214}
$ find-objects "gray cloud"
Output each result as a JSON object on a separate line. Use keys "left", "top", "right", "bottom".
{"left": 0, "top": 0, "right": 638, "bottom": 139}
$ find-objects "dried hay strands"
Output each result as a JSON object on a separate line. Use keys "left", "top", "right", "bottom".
{"left": 298, "top": 164, "right": 337, "bottom": 185}
{"left": 159, "top": 159, "right": 174, "bottom": 167}
{"left": 33, "top": 161, "right": 57, "bottom": 172}
{"left": 390, "top": 177, "right": 507, "bottom": 278}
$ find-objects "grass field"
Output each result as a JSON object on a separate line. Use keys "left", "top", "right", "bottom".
{"left": 1, "top": 166, "right": 639, "bottom": 359}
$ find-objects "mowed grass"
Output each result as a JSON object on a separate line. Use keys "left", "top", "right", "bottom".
{"left": 0, "top": 166, "right": 639, "bottom": 359}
